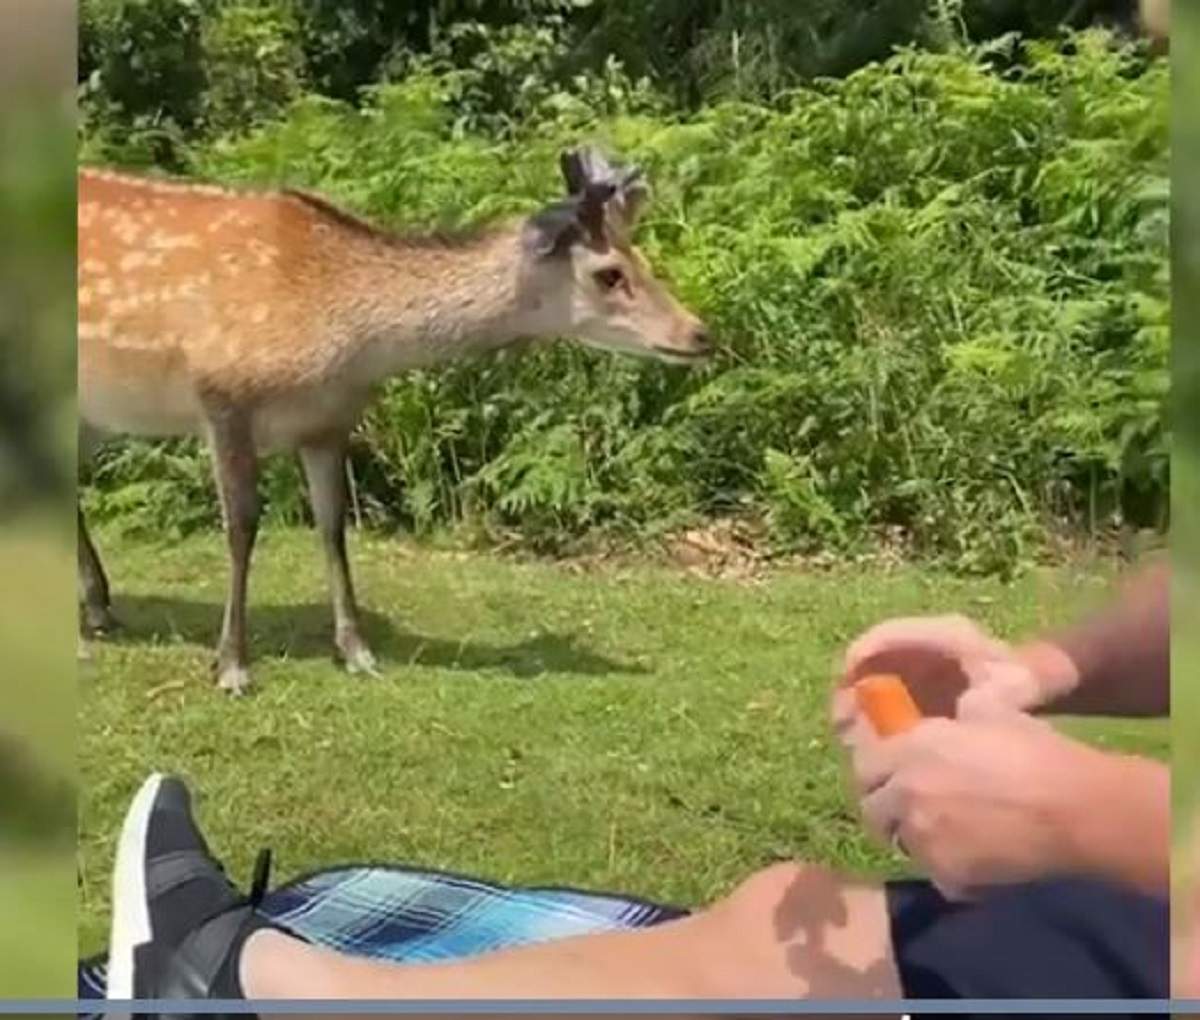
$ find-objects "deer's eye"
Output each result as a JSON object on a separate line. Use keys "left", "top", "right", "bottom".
{"left": 594, "top": 267, "right": 625, "bottom": 292}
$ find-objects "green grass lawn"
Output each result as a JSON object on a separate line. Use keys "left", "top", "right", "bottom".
{"left": 78, "top": 527, "right": 1168, "bottom": 953}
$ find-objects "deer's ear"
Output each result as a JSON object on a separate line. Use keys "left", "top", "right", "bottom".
{"left": 620, "top": 167, "right": 651, "bottom": 227}
{"left": 522, "top": 201, "right": 582, "bottom": 258}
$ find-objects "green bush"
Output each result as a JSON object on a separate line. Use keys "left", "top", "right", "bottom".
{"left": 200, "top": 2, "right": 306, "bottom": 135}
{"left": 78, "top": 0, "right": 207, "bottom": 167}
{"left": 81, "top": 32, "right": 1169, "bottom": 574}
{"left": 78, "top": 0, "right": 1143, "bottom": 159}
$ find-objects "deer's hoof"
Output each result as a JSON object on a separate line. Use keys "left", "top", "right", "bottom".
{"left": 216, "top": 664, "right": 252, "bottom": 696}
{"left": 82, "top": 604, "right": 121, "bottom": 637}
{"left": 343, "top": 644, "right": 381, "bottom": 678}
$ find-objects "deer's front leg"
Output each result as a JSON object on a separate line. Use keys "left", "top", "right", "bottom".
{"left": 299, "top": 439, "right": 378, "bottom": 676}
{"left": 208, "top": 412, "right": 260, "bottom": 695}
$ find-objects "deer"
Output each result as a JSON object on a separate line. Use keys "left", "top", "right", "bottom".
{"left": 78, "top": 147, "right": 712, "bottom": 694}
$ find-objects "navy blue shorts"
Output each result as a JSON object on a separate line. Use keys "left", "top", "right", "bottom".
{"left": 887, "top": 876, "right": 1168, "bottom": 1011}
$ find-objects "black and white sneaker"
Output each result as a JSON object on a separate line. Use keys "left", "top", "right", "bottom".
{"left": 106, "top": 773, "right": 280, "bottom": 1012}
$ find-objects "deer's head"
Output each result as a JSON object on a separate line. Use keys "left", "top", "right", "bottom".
{"left": 518, "top": 147, "right": 712, "bottom": 366}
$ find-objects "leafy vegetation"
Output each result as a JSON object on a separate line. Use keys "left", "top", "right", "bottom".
{"left": 78, "top": 2, "right": 1169, "bottom": 574}
{"left": 78, "top": 0, "right": 1151, "bottom": 141}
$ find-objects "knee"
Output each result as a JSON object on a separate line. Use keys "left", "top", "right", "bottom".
{"left": 714, "top": 860, "right": 840, "bottom": 920}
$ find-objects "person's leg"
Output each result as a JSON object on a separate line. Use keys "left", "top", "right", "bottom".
{"left": 238, "top": 861, "right": 900, "bottom": 999}
{"left": 885, "top": 876, "right": 1167, "bottom": 1000}
{"left": 108, "top": 773, "right": 1167, "bottom": 1006}
{"left": 107, "top": 774, "right": 902, "bottom": 1002}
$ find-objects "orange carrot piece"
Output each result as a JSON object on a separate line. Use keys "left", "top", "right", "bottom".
{"left": 854, "top": 673, "right": 922, "bottom": 737}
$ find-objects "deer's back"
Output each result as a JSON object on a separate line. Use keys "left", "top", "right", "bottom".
{"left": 78, "top": 169, "right": 365, "bottom": 445}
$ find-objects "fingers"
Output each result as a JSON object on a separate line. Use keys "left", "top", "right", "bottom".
{"left": 862, "top": 780, "right": 967, "bottom": 899}
{"left": 861, "top": 770, "right": 974, "bottom": 903}
{"left": 841, "top": 614, "right": 995, "bottom": 680}
{"left": 860, "top": 779, "right": 904, "bottom": 844}
{"left": 836, "top": 706, "right": 880, "bottom": 759}
{"left": 850, "top": 732, "right": 906, "bottom": 795}
{"left": 849, "top": 716, "right": 958, "bottom": 794}
{"left": 831, "top": 684, "right": 857, "bottom": 733}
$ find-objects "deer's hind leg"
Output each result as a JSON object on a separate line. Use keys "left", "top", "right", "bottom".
{"left": 207, "top": 410, "right": 260, "bottom": 695}
{"left": 78, "top": 506, "right": 118, "bottom": 635}
{"left": 299, "top": 437, "right": 378, "bottom": 676}
{"left": 78, "top": 426, "right": 119, "bottom": 636}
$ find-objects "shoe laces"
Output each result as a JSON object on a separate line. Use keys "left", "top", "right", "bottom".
{"left": 248, "top": 848, "right": 272, "bottom": 908}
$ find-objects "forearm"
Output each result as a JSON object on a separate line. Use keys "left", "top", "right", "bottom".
{"left": 1066, "top": 754, "right": 1170, "bottom": 898}
{"left": 1021, "top": 561, "right": 1169, "bottom": 717}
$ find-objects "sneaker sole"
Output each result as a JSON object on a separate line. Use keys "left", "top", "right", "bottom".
{"left": 106, "top": 772, "right": 164, "bottom": 1000}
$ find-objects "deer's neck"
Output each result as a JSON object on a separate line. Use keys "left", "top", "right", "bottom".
{"left": 341, "top": 228, "right": 549, "bottom": 379}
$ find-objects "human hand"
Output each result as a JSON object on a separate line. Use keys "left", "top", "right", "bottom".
{"left": 832, "top": 614, "right": 1077, "bottom": 747}
{"left": 848, "top": 700, "right": 1109, "bottom": 900}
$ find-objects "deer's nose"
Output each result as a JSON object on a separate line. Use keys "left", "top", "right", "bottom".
{"left": 690, "top": 327, "right": 713, "bottom": 354}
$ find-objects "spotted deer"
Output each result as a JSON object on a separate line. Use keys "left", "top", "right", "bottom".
{"left": 78, "top": 147, "right": 712, "bottom": 694}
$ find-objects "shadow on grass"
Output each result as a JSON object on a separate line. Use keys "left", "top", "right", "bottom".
{"left": 102, "top": 594, "right": 646, "bottom": 679}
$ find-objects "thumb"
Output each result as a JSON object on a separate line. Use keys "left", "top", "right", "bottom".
{"left": 959, "top": 657, "right": 1043, "bottom": 713}
{"left": 956, "top": 686, "right": 1029, "bottom": 724}
{"left": 957, "top": 689, "right": 1048, "bottom": 738}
